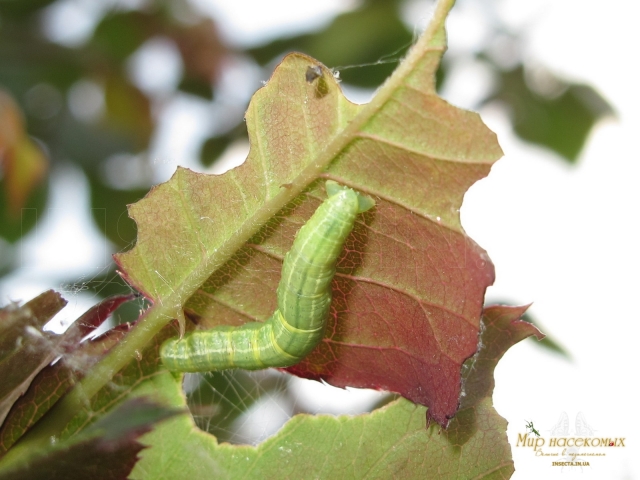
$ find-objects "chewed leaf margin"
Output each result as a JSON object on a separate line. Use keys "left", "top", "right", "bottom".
{"left": 113, "top": 0, "right": 502, "bottom": 427}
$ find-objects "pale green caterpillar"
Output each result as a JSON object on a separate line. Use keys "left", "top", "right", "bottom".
{"left": 160, "top": 181, "right": 375, "bottom": 372}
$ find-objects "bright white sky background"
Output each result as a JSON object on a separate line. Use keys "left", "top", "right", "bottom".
{"left": 2, "top": 0, "right": 639, "bottom": 478}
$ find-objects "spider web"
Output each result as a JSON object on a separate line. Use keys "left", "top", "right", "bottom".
{"left": 184, "top": 369, "right": 392, "bottom": 445}
{"left": 53, "top": 268, "right": 144, "bottom": 333}
{"left": 54, "top": 269, "right": 390, "bottom": 446}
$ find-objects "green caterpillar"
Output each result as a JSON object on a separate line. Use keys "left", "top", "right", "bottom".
{"left": 160, "top": 181, "right": 375, "bottom": 372}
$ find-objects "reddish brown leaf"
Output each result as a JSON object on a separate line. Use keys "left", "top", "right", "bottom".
{"left": 0, "top": 321, "right": 133, "bottom": 455}
{"left": 62, "top": 293, "right": 137, "bottom": 349}
{"left": 0, "top": 291, "right": 66, "bottom": 426}
{"left": 460, "top": 304, "right": 544, "bottom": 410}
{"left": 285, "top": 199, "right": 494, "bottom": 425}
{"left": 115, "top": 4, "right": 501, "bottom": 428}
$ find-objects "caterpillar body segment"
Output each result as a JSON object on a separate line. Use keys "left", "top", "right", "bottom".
{"left": 160, "top": 181, "right": 374, "bottom": 372}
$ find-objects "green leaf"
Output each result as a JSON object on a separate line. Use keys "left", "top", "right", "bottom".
{"left": 0, "top": 398, "right": 180, "bottom": 480}
{"left": 103, "top": 75, "right": 153, "bottom": 149}
{"left": 0, "top": 0, "right": 57, "bottom": 20}
{"left": 491, "top": 65, "right": 614, "bottom": 163}
{"left": 88, "top": 173, "right": 148, "bottom": 250}
{"left": 128, "top": 304, "right": 540, "bottom": 479}
{"left": 91, "top": 11, "right": 152, "bottom": 62}
{"left": 199, "top": 135, "right": 233, "bottom": 167}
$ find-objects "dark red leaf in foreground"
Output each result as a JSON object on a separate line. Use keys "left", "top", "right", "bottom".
{"left": 0, "top": 291, "right": 67, "bottom": 426}
{"left": 61, "top": 293, "right": 137, "bottom": 351}
{"left": 286, "top": 197, "right": 495, "bottom": 426}
{"left": 0, "top": 319, "right": 134, "bottom": 455}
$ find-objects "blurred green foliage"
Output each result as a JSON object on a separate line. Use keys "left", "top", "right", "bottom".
{"left": 0, "top": 0, "right": 613, "bottom": 297}
{"left": 489, "top": 65, "right": 614, "bottom": 162}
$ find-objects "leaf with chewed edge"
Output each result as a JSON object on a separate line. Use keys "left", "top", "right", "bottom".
{"left": 113, "top": 0, "right": 500, "bottom": 427}
{"left": 128, "top": 304, "right": 541, "bottom": 479}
